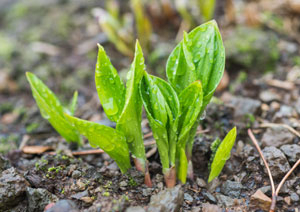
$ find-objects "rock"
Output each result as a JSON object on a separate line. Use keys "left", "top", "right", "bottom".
{"left": 71, "top": 190, "right": 89, "bottom": 200}
{"left": 290, "top": 192, "right": 299, "bottom": 202}
{"left": 120, "top": 181, "right": 128, "bottom": 187}
{"left": 207, "top": 178, "right": 221, "bottom": 193}
{"left": 142, "top": 188, "right": 152, "bottom": 197}
{"left": 0, "top": 167, "right": 29, "bottom": 210}
{"left": 273, "top": 105, "right": 298, "bottom": 122}
{"left": 196, "top": 178, "right": 207, "bottom": 188}
{"left": 262, "top": 147, "right": 291, "bottom": 179}
{"left": 45, "top": 200, "right": 79, "bottom": 212}
{"left": 225, "top": 96, "right": 261, "bottom": 119}
{"left": 126, "top": 206, "right": 146, "bottom": 212}
{"left": 280, "top": 144, "right": 300, "bottom": 163}
{"left": 71, "top": 170, "right": 81, "bottom": 179}
{"left": 202, "top": 203, "right": 222, "bottom": 212}
{"left": 202, "top": 191, "right": 217, "bottom": 203}
{"left": 259, "top": 90, "right": 281, "bottom": 102}
{"left": 216, "top": 194, "right": 242, "bottom": 207}
{"left": 147, "top": 185, "right": 183, "bottom": 212}
{"left": 221, "top": 180, "right": 244, "bottom": 198}
{"left": 250, "top": 189, "right": 272, "bottom": 211}
{"left": 261, "top": 126, "right": 295, "bottom": 147}
{"left": 284, "top": 196, "right": 291, "bottom": 205}
{"left": 184, "top": 193, "right": 193, "bottom": 202}
{"left": 80, "top": 196, "right": 94, "bottom": 204}
{"left": 26, "top": 187, "right": 58, "bottom": 212}
{"left": 0, "top": 155, "right": 11, "bottom": 172}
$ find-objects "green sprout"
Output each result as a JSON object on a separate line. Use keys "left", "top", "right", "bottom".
{"left": 26, "top": 72, "right": 81, "bottom": 145}
{"left": 26, "top": 20, "right": 236, "bottom": 188}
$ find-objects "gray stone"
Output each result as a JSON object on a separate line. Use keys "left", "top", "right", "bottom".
{"left": 221, "top": 180, "right": 244, "bottom": 198}
{"left": 119, "top": 181, "right": 127, "bottom": 187}
{"left": 147, "top": 185, "right": 183, "bottom": 212}
{"left": 226, "top": 96, "right": 261, "bottom": 119}
{"left": 184, "top": 193, "right": 193, "bottom": 202}
{"left": 0, "top": 155, "right": 11, "bottom": 172}
{"left": 262, "top": 147, "right": 291, "bottom": 179}
{"left": 26, "top": 187, "right": 58, "bottom": 212}
{"left": 0, "top": 167, "right": 29, "bottom": 210}
{"left": 126, "top": 206, "right": 146, "bottom": 212}
{"left": 261, "top": 126, "right": 295, "bottom": 147}
{"left": 259, "top": 90, "right": 281, "bottom": 102}
{"left": 45, "top": 200, "right": 79, "bottom": 212}
{"left": 203, "top": 191, "right": 217, "bottom": 203}
{"left": 216, "top": 194, "right": 242, "bottom": 207}
{"left": 280, "top": 144, "right": 300, "bottom": 163}
{"left": 71, "top": 170, "right": 81, "bottom": 179}
{"left": 274, "top": 105, "right": 297, "bottom": 121}
{"left": 196, "top": 178, "right": 207, "bottom": 188}
{"left": 202, "top": 203, "right": 222, "bottom": 212}
{"left": 291, "top": 193, "right": 299, "bottom": 202}
{"left": 142, "top": 188, "right": 152, "bottom": 197}
{"left": 71, "top": 190, "right": 89, "bottom": 200}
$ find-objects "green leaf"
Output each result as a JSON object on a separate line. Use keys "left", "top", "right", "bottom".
{"left": 65, "top": 114, "right": 131, "bottom": 173}
{"left": 208, "top": 127, "right": 237, "bottom": 182}
{"left": 176, "top": 81, "right": 203, "bottom": 183}
{"left": 166, "top": 20, "right": 225, "bottom": 110}
{"left": 116, "top": 40, "right": 146, "bottom": 169}
{"left": 95, "top": 44, "right": 126, "bottom": 123}
{"left": 139, "top": 73, "right": 179, "bottom": 173}
{"left": 68, "top": 91, "right": 78, "bottom": 116}
{"left": 26, "top": 72, "right": 81, "bottom": 144}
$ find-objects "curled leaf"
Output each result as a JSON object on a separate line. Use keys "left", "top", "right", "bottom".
{"left": 140, "top": 73, "right": 179, "bottom": 173}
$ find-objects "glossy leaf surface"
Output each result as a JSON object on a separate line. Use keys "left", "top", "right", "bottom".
{"left": 65, "top": 114, "right": 131, "bottom": 173}
{"left": 95, "top": 44, "right": 126, "bottom": 123}
{"left": 26, "top": 72, "right": 81, "bottom": 144}
{"left": 176, "top": 81, "right": 203, "bottom": 183}
{"left": 140, "top": 73, "right": 179, "bottom": 173}
{"left": 116, "top": 41, "right": 146, "bottom": 167}
{"left": 208, "top": 127, "right": 237, "bottom": 182}
{"left": 166, "top": 20, "right": 225, "bottom": 110}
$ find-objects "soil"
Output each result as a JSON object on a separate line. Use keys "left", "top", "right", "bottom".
{"left": 0, "top": 0, "right": 300, "bottom": 211}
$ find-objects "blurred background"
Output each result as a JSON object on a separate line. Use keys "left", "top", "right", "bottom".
{"left": 0, "top": 0, "right": 300, "bottom": 153}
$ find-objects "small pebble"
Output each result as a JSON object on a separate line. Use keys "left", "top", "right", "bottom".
{"left": 119, "top": 181, "right": 127, "bottom": 187}
{"left": 196, "top": 178, "right": 207, "bottom": 188}
{"left": 184, "top": 193, "right": 193, "bottom": 202}
{"left": 290, "top": 192, "right": 299, "bottom": 202}
{"left": 72, "top": 170, "right": 81, "bottom": 179}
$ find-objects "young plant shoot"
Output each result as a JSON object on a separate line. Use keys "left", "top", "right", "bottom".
{"left": 67, "top": 40, "right": 151, "bottom": 186}
{"left": 26, "top": 72, "right": 81, "bottom": 145}
{"left": 166, "top": 20, "right": 226, "bottom": 179}
{"left": 26, "top": 20, "right": 236, "bottom": 188}
{"left": 208, "top": 127, "right": 237, "bottom": 182}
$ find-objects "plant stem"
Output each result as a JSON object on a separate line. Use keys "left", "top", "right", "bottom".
{"left": 134, "top": 158, "right": 152, "bottom": 187}
{"left": 164, "top": 166, "right": 176, "bottom": 188}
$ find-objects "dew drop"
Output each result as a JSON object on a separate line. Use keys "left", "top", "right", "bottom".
{"left": 199, "top": 110, "right": 206, "bottom": 120}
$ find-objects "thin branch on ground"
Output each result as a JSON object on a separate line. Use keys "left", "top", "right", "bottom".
{"left": 248, "top": 129, "right": 300, "bottom": 212}
{"left": 248, "top": 129, "right": 275, "bottom": 194}
{"left": 259, "top": 122, "right": 300, "bottom": 138}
